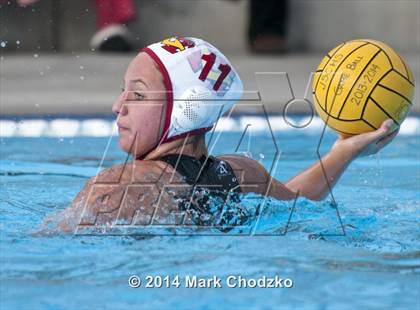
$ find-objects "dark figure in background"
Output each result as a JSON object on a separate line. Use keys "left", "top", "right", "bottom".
{"left": 91, "top": 0, "right": 137, "bottom": 52}
{"left": 248, "top": 0, "right": 289, "bottom": 53}
{"left": 16, "top": 0, "right": 138, "bottom": 52}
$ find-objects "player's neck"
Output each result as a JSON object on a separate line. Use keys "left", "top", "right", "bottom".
{"left": 143, "top": 136, "right": 207, "bottom": 161}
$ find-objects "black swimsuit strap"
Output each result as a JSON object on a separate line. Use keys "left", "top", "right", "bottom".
{"left": 157, "top": 154, "right": 241, "bottom": 193}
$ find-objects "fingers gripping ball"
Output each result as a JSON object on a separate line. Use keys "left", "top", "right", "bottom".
{"left": 313, "top": 39, "right": 415, "bottom": 136}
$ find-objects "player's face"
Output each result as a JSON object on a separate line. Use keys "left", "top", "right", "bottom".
{"left": 112, "top": 52, "right": 167, "bottom": 157}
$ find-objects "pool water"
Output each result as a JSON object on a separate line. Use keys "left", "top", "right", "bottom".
{"left": 1, "top": 124, "right": 419, "bottom": 309}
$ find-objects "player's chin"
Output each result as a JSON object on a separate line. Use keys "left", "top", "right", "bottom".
{"left": 118, "top": 134, "right": 133, "bottom": 154}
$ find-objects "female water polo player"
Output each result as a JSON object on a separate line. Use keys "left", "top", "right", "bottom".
{"left": 50, "top": 37, "right": 398, "bottom": 232}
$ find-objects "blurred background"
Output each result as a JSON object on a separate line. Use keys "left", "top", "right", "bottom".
{"left": 0, "top": 0, "right": 419, "bottom": 119}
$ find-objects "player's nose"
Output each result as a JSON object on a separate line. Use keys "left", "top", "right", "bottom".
{"left": 112, "top": 92, "right": 128, "bottom": 115}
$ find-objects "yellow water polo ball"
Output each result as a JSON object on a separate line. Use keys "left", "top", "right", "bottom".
{"left": 313, "top": 39, "right": 414, "bottom": 136}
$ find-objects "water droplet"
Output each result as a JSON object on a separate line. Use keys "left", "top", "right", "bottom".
{"left": 33, "top": 54, "right": 39, "bottom": 58}
{"left": 0, "top": 41, "right": 6, "bottom": 48}
{"left": 39, "top": 71, "right": 44, "bottom": 76}
{"left": 79, "top": 65, "right": 84, "bottom": 70}
{"left": 35, "top": 104, "right": 40, "bottom": 108}
{"left": 16, "top": 40, "right": 20, "bottom": 45}
{"left": 80, "top": 76, "right": 84, "bottom": 80}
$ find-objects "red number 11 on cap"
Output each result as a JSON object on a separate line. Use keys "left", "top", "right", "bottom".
{"left": 198, "top": 53, "right": 232, "bottom": 91}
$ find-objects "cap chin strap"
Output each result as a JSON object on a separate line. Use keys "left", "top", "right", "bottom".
{"left": 135, "top": 125, "right": 213, "bottom": 161}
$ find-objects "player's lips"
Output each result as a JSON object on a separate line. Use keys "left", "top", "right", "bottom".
{"left": 117, "top": 123, "right": 129, "bottom": 132}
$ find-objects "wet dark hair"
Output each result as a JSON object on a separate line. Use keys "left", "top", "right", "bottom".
{"left": 191, "top": 133, "right": 207, "bottom": 156}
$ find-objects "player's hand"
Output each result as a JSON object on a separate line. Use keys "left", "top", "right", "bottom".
{"left": 332, "top": 119, "right": 399, "bottom": 158}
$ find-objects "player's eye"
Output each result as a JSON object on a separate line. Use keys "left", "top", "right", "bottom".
{"left": 121, "top": 87, "right": 125, "bottom": 92}
{"left": 134, "top": 92, "right": 145, "bottom": 100}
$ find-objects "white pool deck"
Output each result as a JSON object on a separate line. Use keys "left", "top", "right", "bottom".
{"left": 0, "top": 52, "right": 419, "bottom": 137}
{"left": 1, "top": 116, "right": 419, "bottom": 138}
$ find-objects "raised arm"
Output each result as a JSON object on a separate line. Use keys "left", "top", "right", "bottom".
{"left": 268, "top": 119, "right": 398, "bottom": 201}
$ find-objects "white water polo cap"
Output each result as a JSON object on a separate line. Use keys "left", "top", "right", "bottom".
{"left": 142, "top": 37, "right": 243, "bottom": 143}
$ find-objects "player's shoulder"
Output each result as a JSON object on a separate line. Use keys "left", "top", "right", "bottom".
{"left": 217, "top": 154, "right": 271, "bottom": 192}
{"left": 218, "top": 154, "right": 268, "bottom": 174}
{"left": 90, "top": 160, "right": 180, "bottom": 185}
{"left": 216, "top": 154, "right": 271, "bottom": 195}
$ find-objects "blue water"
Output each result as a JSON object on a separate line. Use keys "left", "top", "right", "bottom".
{"left": 1, "top": 128, "right": 419, "bottom": 309}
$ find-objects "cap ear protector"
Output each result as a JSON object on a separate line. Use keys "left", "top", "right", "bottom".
{"left": 172, "top": 85, "right": 213, "bottom": 132}
{"left": 142, "top": 36, "right": 244, "bottom": 145}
